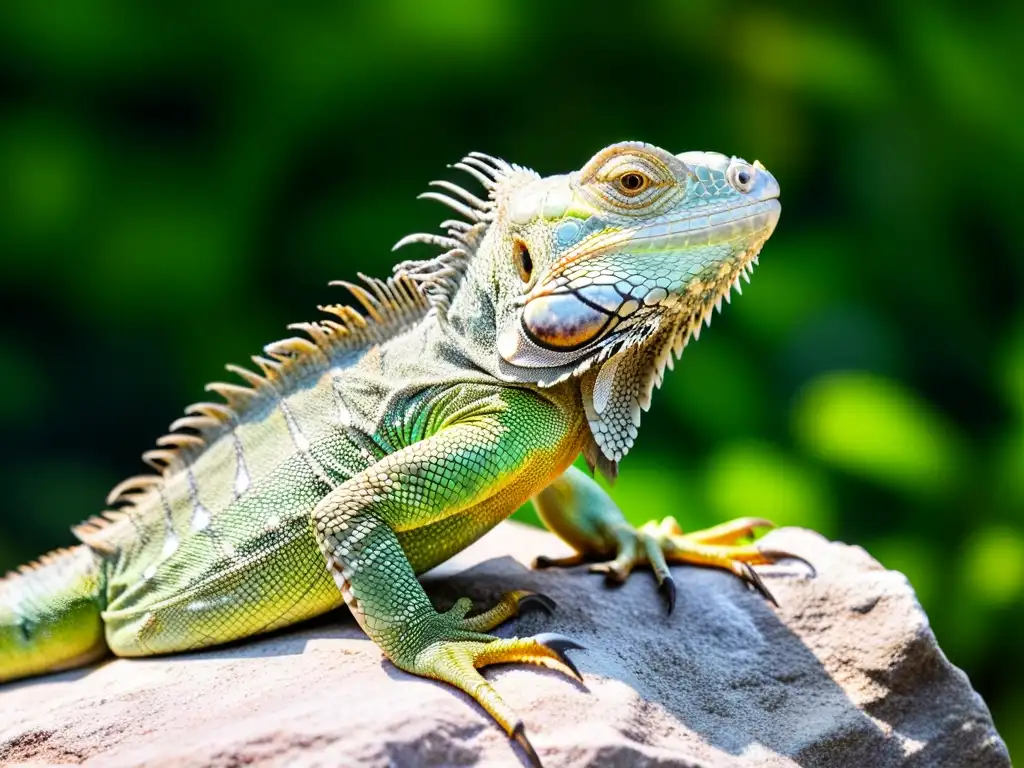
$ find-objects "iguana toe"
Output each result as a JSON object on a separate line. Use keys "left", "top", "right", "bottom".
{"left": 405, "top": 626, "right": 585, "bottom": 767}
{"left": 530, "top": 632, "right": 585, "bottom": 681}
{"left": 517, "top": 591, "right": 557, "bottom": 615}
{"left": 757, "top": 548, "right": 818, "bottom": 578}
{"left": 457, "top": 590, "right": 556, "bottom": 633}
{"left": 532, "top": 552, "right": 586, "bottom": 569}
{"left": 552, "top": 516, "right": 816, "bottom": 610}
{"left": 588, "top": 559, "right": 633, "bottom": 584}
{"left": 470, "top": 633, "right": 585, "bottom": 680}
{"left": 675, "top": 516, "right": 776, "bottom": 545}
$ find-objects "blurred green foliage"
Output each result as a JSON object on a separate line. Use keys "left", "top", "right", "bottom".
{"left": 0, "top": 0, "right": 1020, "bottom": 754}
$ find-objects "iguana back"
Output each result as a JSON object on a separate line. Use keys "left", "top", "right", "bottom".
{"left": 2, "top": 274, "right": 435, "bottom": 670}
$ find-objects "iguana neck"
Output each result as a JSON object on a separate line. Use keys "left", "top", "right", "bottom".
{"left": 433, "top": 237, "right": 508, "bottom": 381}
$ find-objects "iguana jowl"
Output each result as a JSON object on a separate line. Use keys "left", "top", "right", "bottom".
{"left": 1, "top": 142, "right": 789, "bottom": 762}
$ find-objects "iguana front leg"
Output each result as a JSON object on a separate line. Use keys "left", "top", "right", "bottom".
{"left": 310, "top": 391, "right": 582, "bottom": 765}
{"left": 532, "top": 465, "right": 811, "bottom": 613}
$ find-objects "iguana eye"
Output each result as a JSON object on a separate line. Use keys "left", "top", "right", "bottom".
{"left": 577, "top": 144, "right": 686, "bottom": 213}
{"left": 618, "top": 172, "right": 649, "bottom": 195}
{"left": 513, "top": 239, "right": 533, "bottom": 283}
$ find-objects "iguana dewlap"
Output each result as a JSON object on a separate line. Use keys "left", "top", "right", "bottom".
{"left": 0, "top": 142, "right": 793, "bottom": 766}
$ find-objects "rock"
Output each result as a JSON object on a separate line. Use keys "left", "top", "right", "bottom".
{"left": 0, "top": 523, "right": 1009, "bottom": 767}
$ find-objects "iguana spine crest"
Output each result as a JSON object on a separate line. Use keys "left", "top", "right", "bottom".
{"left": 76, "top": 154, "right": 533, "bottom": 543}
{"left": 394, "top": 152, "right": 539, "bottom": 313}
{"left": 76, "top": 272, "right": 429, "bottom": 543}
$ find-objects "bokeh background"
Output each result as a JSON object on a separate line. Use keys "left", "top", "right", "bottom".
{"left": 0, "top": 1, "right": 1020, "bottom": 754}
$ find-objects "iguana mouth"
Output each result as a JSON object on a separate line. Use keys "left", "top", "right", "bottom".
{"left": 607, "top": 198, "right": 781, "bottom": 255}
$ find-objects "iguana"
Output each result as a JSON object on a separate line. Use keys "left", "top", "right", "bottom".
{"left": 0, "top": 141, "right": 792, "bottom": 764}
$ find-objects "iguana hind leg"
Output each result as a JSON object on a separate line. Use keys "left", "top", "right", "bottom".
{"left": 532, "top": 465, "right": 812, "bottom": 612}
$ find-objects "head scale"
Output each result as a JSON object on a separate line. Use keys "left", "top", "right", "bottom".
{"left": 395, "top": 141, "right": 781, "bottom": 473}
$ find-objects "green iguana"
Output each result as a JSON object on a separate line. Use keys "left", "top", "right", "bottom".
{"left": 0, "top": 141, "right": 793, "bottom": 764}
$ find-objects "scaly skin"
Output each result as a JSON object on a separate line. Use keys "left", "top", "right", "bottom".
{"left": 1, "top": 142, "right": 789, "bottom": 765}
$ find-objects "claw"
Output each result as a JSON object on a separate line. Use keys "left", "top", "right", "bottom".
{"left": 545, "top": 517, "right": 810, "bottom": 619}
{"left": 741, "top": 562, "right": 779, "bottom": 607}
{"left": 758, "top": 549, "right": 817, "bottom": 578}
{"left": 512, "top": 720, "right": 542, "bottom": 768}
{"left": 532, "top": 632, "right": 585, "bottom": 681}
{"left": 658, "top": 576, "right": 677, "bottom": 615}
{"left": 518, "top": 592, "right": 557, "bottom": 615}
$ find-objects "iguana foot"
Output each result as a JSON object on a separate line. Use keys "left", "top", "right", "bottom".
{"left": 535, "top": 515, "right": 813, "bottom": 613}
{"left": 396, "top": 596, "right": 582, "bottom": 767}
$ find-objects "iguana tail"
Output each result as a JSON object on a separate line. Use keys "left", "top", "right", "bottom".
{"left": 0, "top": 545, "right": 108, "bottom": 683}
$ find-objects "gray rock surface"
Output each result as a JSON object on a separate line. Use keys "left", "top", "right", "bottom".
{"left": 0, "top": 523, "right": 1009, "bottom": 767}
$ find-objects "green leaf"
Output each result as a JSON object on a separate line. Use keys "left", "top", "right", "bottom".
{"left": 792, "top": 372, "right": 960, "bottom": 496}
{"left": 1000, "top": 320, "right": 1024, "bottom": 420}
{"left": 704, "top": 440, "right": 836, "bottom": 536}
{"left": 962, "top": 526, "right": 1024, "bottom": 608}
{"left": 729, "top": 13, "right": 893, "bottom": 108}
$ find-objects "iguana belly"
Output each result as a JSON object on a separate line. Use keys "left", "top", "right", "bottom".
{"left": 100, "top": 466, "right": 571, "bottom": 657}
{"left": 103, "top": 518, "right": 342, "bottom": 656}
{"left": 97, "top": 460, "right": 543, "bottom": 656}
{"left": 102, "top": 456, "right": 345, "bottom": 656}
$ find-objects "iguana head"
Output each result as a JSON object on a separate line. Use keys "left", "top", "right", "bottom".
{"left": 397, "top": 141, "right": 780, "bottom": 470}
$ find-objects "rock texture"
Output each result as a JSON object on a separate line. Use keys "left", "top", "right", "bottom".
{"left": 0, "top": 523, "right": 1009, "bottom": 767}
